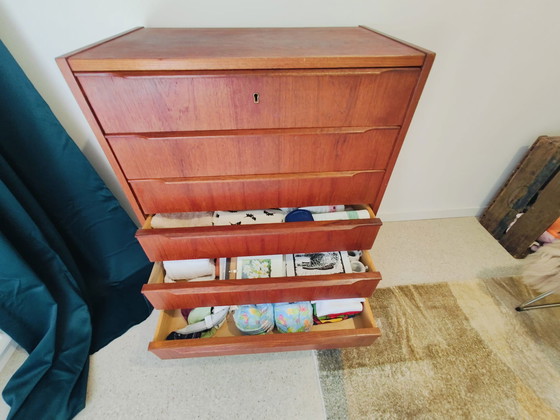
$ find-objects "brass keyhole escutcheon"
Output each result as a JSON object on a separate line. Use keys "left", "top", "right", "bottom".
{"left": 253, "top": 93, "right": 260, "bottom": 104}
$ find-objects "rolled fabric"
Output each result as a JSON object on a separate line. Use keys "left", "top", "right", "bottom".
{"left": 311, "top": 209, "right": 370, "bottom": 221}
{"left": 163, "top": 259, "right": 215, "bottom": 281}
{"left": 164, "top": 274, "right": 215, "bottom": 283}
{"left": 170, "top": 306, "right": 230, "bottom": 338}
{"left": 274, "top": 302, "right": 313, "bottom": 333}
{"left": 311, "top": 298, "right": 365, "bottom": 318}
{"left": 212, "top": 209, "right": 286, "bottom": 226}
{"left": 151, "top": 212, "right": 213, "bottom": 228}
{"left": 233, "top": 304, "right": 275, "bottom": 335}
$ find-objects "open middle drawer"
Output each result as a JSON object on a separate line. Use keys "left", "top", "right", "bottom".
{"left": 142, "top": 251, "right": 381, "bottom": 310}
{"left": 136, "top": 205, "right": 382, "bottom": 261}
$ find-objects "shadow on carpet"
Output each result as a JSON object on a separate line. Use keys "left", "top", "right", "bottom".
{"left": 317, "top": 278, "right": 560, "bottom": 419}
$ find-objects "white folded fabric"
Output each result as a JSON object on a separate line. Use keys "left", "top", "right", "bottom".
{"left": 312, "top": 209, "right": 370, "bottom": 221}
{"left": 151, "top": 212, "right": 213, "bottom": 228}
{"left": 163, "top": 259, "right": 215, "bottom": 281}
{"left": 311, "top": 298, "right": 365, "bottom": 317}
{"left": 212, "top": 209, "right": 286, "bottom": 226}
{"left": 164, "top": 274, "right": 215, "bottom": 283}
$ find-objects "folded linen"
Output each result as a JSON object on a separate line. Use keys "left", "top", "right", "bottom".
{"left": 212, "top": 209, "right": 286, "bottom": 226}
{"left": 169, "top": 306, "right": 230, "bottom": 338}
{"left": 274, "top": 302, "right": 313, "bottom": 333}
{"left": 163, "top": 259, "right": 215, "bottom": 281}
{"left": 233, "top": 304, "right": 275, "bottom": 335}
{"left": 164, "top": 274, "right": 215, "bottom": 283}
{"left": 151, "top": 212, "right": 213, "bottom": 228}
{"left": 311, "top": 209, "right": 370, "bottom": 221}
{"left": 311, "top": 298, "right": 365, "bottom": 318}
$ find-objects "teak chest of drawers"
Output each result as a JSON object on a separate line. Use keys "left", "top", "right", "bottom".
{"left": 58, "top": 27, "right": 434, "bottom": 359}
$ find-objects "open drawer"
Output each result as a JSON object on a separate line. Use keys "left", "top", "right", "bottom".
{"left": 142, "top": 251, "right": 381, "bottom": 309}
{"left": 148, "top": 299, "right": 381, "bottom": 359}
{"left": 136, "top": 205, "right": 382, "bottom": 261}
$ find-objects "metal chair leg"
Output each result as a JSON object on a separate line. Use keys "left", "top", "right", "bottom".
{"left": 515, "top": 290, "right": 560, "bottom": 311}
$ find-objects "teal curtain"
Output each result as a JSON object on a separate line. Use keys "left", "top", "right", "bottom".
{"left": 0, "top": 41, "right": 153, "bottom": 419}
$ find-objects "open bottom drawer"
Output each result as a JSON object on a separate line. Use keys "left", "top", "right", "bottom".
{"left": 148, "top": 300, "right": 380, "bottom": 359}
{"left": 136, "top": 205, "right": 381, "bottom": 261}
{"left": 142, "top": 251, "right": 381, "bottom": 309}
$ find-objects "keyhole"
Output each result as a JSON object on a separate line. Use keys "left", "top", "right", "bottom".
{"left": 253, "top": 93, "right": 260, "bottom": 104}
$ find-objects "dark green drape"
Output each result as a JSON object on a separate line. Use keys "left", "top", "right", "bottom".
{"left": 0, "top": 41, "right": 153, "bottom": 419}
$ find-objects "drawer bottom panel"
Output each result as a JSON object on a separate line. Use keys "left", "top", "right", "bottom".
{"left": 149, "top": 300, "right": 380, "bottom": 359}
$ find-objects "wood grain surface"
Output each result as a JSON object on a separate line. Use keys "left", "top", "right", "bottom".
{"left": 107, "top": 128, "right": 398, "bottom": 179}
{"left": 129, "top": 170, "right": 385, "bottom": 213}
{"left": 137, "top": 218, "right": 381, "bottom": 261}
{"left": 149, "top": 302, "right": 379, "bottom": 359}
{"left": 67, "top": 27, "right": 425, "bottom": 71}
{"left": 76, "top": 68, "right": 420, "bottom": 133}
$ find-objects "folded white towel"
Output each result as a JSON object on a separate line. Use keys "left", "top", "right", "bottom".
{"left": 312, "top": 209, "right": 370, "bottom": 221}
{"left": 311, "top": 298, "right": 365, "bottom": 317}
{"left": 213, "top": 209, "right": 286, "bottom": 226}
{"left": 151, "top": 212, "right": 213, "bottom": 228}
{"left": 164, "top": 274, "right": 215, "bottom": 283}
{"left": 163, "top": 259, "right": 215, "bottom": 281}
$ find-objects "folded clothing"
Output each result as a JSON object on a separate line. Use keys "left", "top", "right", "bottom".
{"left": 313, "top": 309, "right": 362, "bottom": 324}
{"left": 311, "top": 209, "right": 370, "bottom": 221}
{"left": 274, "top": 302, "right": 313, "bottom": 333}
{"left": 166, "top": 306, "right": 230, "bottom": 340}
{"left": 151, "top": 212, "right": 213, "bottom": 228}
{"left": 213, "top": 209, "right": 286, "bottom": 226}
{"left": 311, "top": 298, "right": 364, "bottom": 318}
{"left": 233, "top": 304, "right": 275, "bottom": 335}
{"left": 163, "top": 259, "right": 215, "bottom": 281}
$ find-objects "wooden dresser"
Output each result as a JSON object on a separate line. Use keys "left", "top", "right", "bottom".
{"left": 58, "top": 27, "right": 434, "bottom": 359}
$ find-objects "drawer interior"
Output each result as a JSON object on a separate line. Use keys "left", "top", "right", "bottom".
{"left": 154, "top": 301, "right": 376, "bottom": 341}
{"left": 142, "top": 204, "right": 376, "bottom": 230}
{"left": 148, "top": 298, "right": 380, "bottom": 358}
{"left": 142, "top": 250, "right": 381, "bottom": 309}
{"left": 136, "top": 205, "right": 382, "bottom": 261}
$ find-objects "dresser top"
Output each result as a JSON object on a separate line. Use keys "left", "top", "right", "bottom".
{"left": 65, "top": 27, "right": 427, "bottom": 71}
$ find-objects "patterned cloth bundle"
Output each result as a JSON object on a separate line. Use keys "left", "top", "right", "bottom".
{"left": 312, "top": 298, "right": 365, "bottom": 324}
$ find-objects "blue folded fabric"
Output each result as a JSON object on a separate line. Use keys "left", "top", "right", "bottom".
{"left": 233, "top": 304, "right": 274, "bottom": 335}
{"left": 274, "top": 302, "right": 313, "bottom": 333}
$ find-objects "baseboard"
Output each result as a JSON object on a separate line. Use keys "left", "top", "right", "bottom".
{"left": 378, "top": 207, "right": 482, "bottom": 222}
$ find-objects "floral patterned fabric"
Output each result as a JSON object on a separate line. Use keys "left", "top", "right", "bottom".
{"left": 274, "top": 302, "right": 313, "bottom": 333}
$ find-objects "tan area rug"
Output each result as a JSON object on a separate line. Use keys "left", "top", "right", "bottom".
{"left": 317, "top": 278, "right": 560, "bottom": 419}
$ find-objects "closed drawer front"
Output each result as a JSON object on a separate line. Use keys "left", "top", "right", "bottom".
{"left": 143, "top": 252, "right": 381, "bottom": 309}
{"left": 108, "top": 128, "right": 398, "bottom": 179}
{"left": 136, "top": 206, "right": 381, "bottom": 261}
{"left": 77, "top": 68, "right": 420, "bottom": 133}
{"left": 149, "top": 301, "right": 380, "bottom": 359}
{"left": 130, "top": 170, "right": 384, "bottom": 214}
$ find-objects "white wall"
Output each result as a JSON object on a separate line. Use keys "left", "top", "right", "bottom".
{"left": 1, "top": 0, "right": 559, "bottom": 221}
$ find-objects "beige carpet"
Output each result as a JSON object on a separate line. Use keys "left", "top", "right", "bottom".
{"left": 318, "top": 278, "right": 560, "bottom": 419}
